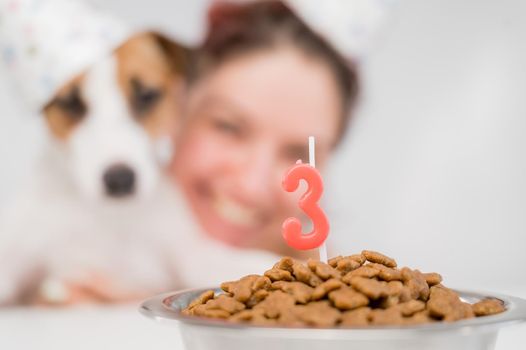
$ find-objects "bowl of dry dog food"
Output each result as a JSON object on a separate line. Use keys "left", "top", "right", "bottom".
{"left": 140, "top": 250, "right": 526, "bottom": 350}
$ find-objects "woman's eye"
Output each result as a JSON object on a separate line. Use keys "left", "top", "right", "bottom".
{"left": 131, "top": 79, "right": 162, "bottom": 115}
{"left": 212, "top": 118, "right": 242, "bottom": 137}
{"left": 54, "top": 88, "right": 86, "bottom": 119}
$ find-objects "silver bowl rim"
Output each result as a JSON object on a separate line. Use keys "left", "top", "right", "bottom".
{"left": 139, "top": 287, "right": 526, "bottom": 338}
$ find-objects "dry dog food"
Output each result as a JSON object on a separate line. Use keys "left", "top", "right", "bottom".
{"left": 182, "top": 250, "right": 505, "bottom": 327}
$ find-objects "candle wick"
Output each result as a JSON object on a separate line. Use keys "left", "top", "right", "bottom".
{"left": 308, "top": 135, "right": 327, "bottom": 263}
{"left": 308, "top": 136, "right": 315, "bottom": 168}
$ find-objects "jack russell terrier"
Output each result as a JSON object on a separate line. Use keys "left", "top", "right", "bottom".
{"left": 0, "top": 32, "right": 278, "bottom": 305}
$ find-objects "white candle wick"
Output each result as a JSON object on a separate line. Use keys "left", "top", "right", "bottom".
{"left": 308, "top": 136, "right": 315, "bottom": 168}
{"left": 308, "top": 136, "right": 328, "bottom": 263}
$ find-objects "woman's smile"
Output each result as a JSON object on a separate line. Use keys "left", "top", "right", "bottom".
{"left": 212, "top": 195, "right": 261, "bottom": 228}
{"left": 189, "top": 180, "right": 268, "bottom": 245}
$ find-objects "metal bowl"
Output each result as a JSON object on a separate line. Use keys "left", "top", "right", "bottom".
{"left": 140, "top": 288, "right": 526, "bottom": 350}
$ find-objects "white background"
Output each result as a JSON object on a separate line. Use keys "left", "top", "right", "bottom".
{"left": 0, "top": 0, "right": 525, "bottom": 348}
{"left": 327, "top": 0, "right": 526, "bottom": 290}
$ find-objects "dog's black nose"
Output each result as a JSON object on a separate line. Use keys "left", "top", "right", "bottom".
{"left": 103, "top": 164, "right": 135, "bottom": 197}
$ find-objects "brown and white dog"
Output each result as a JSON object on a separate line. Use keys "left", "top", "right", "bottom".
{"left": 0, "top": 33, "right": 277, "bottom": 305}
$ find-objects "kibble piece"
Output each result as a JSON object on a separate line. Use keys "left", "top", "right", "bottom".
{"left": 273, "top": 257, "right": 295, "bottom": 273}
{"left": 443, "top": 301, "right": 475, "bottom": 322}
{"left": 386, "top": 281, "right": 404, "bottom": 296}
{"left": 340, "top": 307, "right": 371, "bottom": 327}
{"left": 369, "top": 263, "right": 402, "bottom": 281}
{"left": 455, "top": 302, "right": 475, "bottom": 320}
{"left": 245, "top": 289, "right": 269, "bottom": 308}
{"left": 292, "top": 301, "right": 341, "bottom": 327}
{"left": 307, "top": 259, "right": 341, "bottom": 280}
{"left": 349, "top": 254, "right": 367, "bottom": 265}
{"left": 311, "top": 278, "right": 344, "bottom": 300}
{"left": 328, "top": 255, "right": 344, "bottom": 267}
{"left": 265, "top": 268, "right": 294, "bottom": 282}
{"left": 362, "top": 250, "right": 397, "bottom": 268}
{"left": 205, "top": 295, "right": 246, "bottom": 314}
{"left": 252, "top": 276, "right": 272, "bottom": 291}
{"left": 231, "top": 308, "right": 277, "bottom": 326}
{"left": 423, "top": 272, "right": 442, "bottom": 286}
{"left": 404, "top": 310, "right": 435, "bottom": 325}
{"left": 192, "top": 304, "right": 231, "bottom": 319}
{"left": 427, "top": 285, "right": 454, "bottom": 318}
{"left": 331, "top": 254, "right": 366, "bottom": 268}
{"left": 277, "top": 309, "right": 306, "bottom": 327}
{"left": 221, "top": 275, "right": 260, "bottom": 302}
{"left": 472, "top": 298, "right": 505, "bottom": 316}
{"left": 399, "top": 286, "right": 412, "bottom": 303}
{"left": 328, "top": 286, "right": 369, "bottom": 310}
{"left": 229, "top": 308, "right": 265, "bottom": 322}
{"left": 228, "top": 309, "right": 254, "bottom": 322}
{"left": 334, "top": 256, "right": 364, "bottom": 274}
{"left": 427, "top": 285, "right": 468, "bottom": 321}
{"left": 254, "top": 290, "right": 296, "bottom": 319}
{"left": 186, "top": 290, "right": 215, "bottom": 310}
{"left": 272, "top": 281, "right": 313, "bottom": 304}
{"left": 342, "top": 265, "right": 379, "bottom": 284}
{"left": 412, "top": 270, "right": 430, "bottom": 300}
{"left": 379, "top": 295, "right": 400, "bottom": 309}
{"left": 349, "top": 276, "right": 388, "bottom": 300}
{"left": 401, "top": 268, "right": 430, "bottom": 301}
{"left": 292, "top": 262, "right": 323, "bottom": 287}
{"left": 399, "top": 300, "right": 426, "bottom": 317}
{"left": 369, "top": 308, "right": 404, "bottom": 325}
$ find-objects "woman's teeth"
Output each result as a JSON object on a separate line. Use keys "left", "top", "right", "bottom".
{"left": 213, "top": 196, "right": 259, "bottom": 227}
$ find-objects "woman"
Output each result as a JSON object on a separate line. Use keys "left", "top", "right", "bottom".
{"left": 171, "top": 1, "right": 359, "bottom": 258}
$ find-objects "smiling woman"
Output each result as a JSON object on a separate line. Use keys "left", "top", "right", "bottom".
{"left": 170, "top": 0, "right": 359, "bottom": 257}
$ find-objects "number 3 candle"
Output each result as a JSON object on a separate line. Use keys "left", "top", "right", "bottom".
{"left": 282, "top": 136, "right": 329, "bottom": 262}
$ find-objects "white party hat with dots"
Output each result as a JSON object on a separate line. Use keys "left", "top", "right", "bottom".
{"left": 286, "top": 0, "right": 396, "bottom": 59}
{"left": 0, "top": 0, "right": 131, "bottom": 112}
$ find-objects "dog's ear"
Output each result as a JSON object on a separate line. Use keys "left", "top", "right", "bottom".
{"left": 149, "top": 32, "right": 190, "bottom": 76}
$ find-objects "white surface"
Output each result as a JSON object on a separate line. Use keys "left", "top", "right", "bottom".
{"left": 0, "top": 284, "right": 525, "bottom": 350}
{"left": 0, "top": 305, "right": 185, "bottom": 349}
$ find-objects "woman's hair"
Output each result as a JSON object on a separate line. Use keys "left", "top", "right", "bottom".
{"left": 188, "top": 0, "right": 360, "bottom": 144}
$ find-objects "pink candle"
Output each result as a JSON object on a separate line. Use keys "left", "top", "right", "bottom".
{"left": 281, "top": 137, "right": 329, "bottom": 261}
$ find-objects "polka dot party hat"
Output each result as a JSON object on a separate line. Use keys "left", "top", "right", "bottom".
{"left": 0, "top": 0, "right": 131, "bottom": 112}
{"left": 286, "top": 0, "right": 396, "bottom": 59}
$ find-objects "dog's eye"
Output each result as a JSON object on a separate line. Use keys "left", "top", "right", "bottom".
{"left": 131, "top": 78, "right": 162, "bottom": 115}
{"left": 54, "top": 87, "right": 86, "bottom": 119}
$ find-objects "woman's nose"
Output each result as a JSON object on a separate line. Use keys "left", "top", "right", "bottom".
{"left": 235, "top": 146, "right": 278, "bottom": 204}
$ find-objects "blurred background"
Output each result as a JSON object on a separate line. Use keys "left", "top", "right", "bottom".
{"left": 2, "top": 0, "right": 525, "bottom": 288}
{"left": 1, "top": 0, "right": 525, "bottom": 348}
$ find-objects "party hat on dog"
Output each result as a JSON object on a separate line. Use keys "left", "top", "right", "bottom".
{"left": 0, "top": 0, "right": 131, "bottom": 112}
